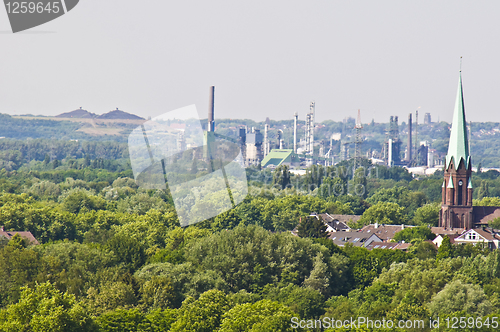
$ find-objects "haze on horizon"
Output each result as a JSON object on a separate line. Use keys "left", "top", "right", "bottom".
{"left": 1, "top": 1, "right": 499, "bottom": 124}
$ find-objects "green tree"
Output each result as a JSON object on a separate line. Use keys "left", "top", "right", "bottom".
{"left": 357, "top": 201, "right": 406, "bottom": 227}
{"left": 302, "top": 252, "right": 330, "bottom": 295}
{"left": 474, "top": 196, "right": 500, "bottom": 206}
{"left": 297, "top": 215, "right": 328, "bottom": 239}
{"left": 489, "top": 216, "right": 500, "bottom": 230}
{"left": 437, "top": 236, "right": 454, "bottom": 260}
{"left": 428, "top": 280, "right": 492, "bottom": 316}
{"left": 106, "top": 232, "right": 147, "bottom": 272}
{"left": 408, "top": 240, "right": 437, "bottom": 260}
{"left": 273, "top": 165, "right": 291, "bottom": 190}
{"left": 183, "top": 225, "right": 333, "bottom": 294}
{"left": 477, "top": 180, "right": 490, "bottom": 200}
{"left": 139, "top": 276, "right": 176, "bottom": 310}
{"left": 0, "top": 236, "right": 42, "bottom": 307}
{"left": 0, "top": 282, "right": 97, "bottom": 332}
{"left": 86, "top": 281, "right": 138, "bottom": 314}
{"left": 96, "top": 308, "right": 146, "bottom": 332}
{"left": 62, "top": 190, "right": 107, "bottom": 214}
{"left": 393, "top": 226, "right": 435, "bottom": 243}
{"left": 413, "top": 202, "right": 440, "bottom": 226}
{"left": 263, "top": 284, "right": 324, "bottom": 318}
{"left": 350, "top": 167, "right": 367, "bottom": 199}
{"left": 170, "top": 290, "right": 230, "bottom": 332}
{"left": 219, "top": 299, "right": 296, "bottom": 332}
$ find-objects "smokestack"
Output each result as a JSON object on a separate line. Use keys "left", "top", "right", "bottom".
{"left": 407, "top": 113, "right": 412, "bottom": 162}
{"left": 264, "top": 124, "right": 269, "bottom": 156}
{"left": 415, "top": 110, "right": 418, "bottom": 164}
{"left": 388, "top": 138, "right": 393, "bottom": 167}
{"left": 208, "top": 86, "right": 215, "bottom": 132}
{"left": 309, "top": 101, "right": 315, "bottom": 155}
{"left": 293, "top": 112, "right": 298, "bottom": 153}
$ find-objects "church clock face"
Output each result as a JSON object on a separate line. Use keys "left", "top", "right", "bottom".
{"left": 459, "top": 180, "right": 463, "bottom": 186}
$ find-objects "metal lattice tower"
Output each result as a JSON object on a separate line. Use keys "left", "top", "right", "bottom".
{"left": 305, "top": 101, "right": 315, "bottom": 155}
{"left": 354, "top": 109, "right": 363, "bottom": 168}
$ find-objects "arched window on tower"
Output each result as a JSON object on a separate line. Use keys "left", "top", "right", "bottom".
{"left": 458, "top": 180, "right": 463, "bottom": 205}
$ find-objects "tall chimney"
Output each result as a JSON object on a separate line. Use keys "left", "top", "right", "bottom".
{"left": 415, "top": 110, "right": 418, "bottom": 164}
{"left": 208, "top": 86, "right": 215, "bottom": 132}
{"left": 388, "top": 138, "right": 393, "bottom": 167}
{"left": 309, "top": 101, "right": 315, "bottom": 155}
{"left": 407, "top": 113, "right": 412, "bottom": 162}
{"left": 264, "top": 124, "right": 269, "bottom": 156}
{"left": 293, "top": 112, "right": 298, "bottom": 153}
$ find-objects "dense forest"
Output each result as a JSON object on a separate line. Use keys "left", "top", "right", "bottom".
{"left": 1, "top": 140, "right": 500, "bottom": 331}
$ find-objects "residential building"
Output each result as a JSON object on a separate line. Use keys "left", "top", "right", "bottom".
{"left": 0, "top": 226, "right": 39, "bottom": 245}
{"left": 328, "top": 231, "right": 382, "bottom": 248}
{"left": 360, "top": 223, "right": 414, "bottom": 242}
{"left": 454, "top": 228, "right": 500, "bottom": 249}
{"left": 318, "top": 213, "right": 355, "bottom": 232}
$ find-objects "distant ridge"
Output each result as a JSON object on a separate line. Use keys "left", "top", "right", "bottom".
{"left": 55, "top": 108, "right": 96, "bottom": 118}
{"left": 97, "top": 108, "right": 144, "bottom": 120}
{"left": 55, "top": 108, "right": 144, "bottom": 120}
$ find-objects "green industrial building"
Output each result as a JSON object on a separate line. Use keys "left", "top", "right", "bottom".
{"left": 261, "top": 149, "right": 300, "bottom": 168}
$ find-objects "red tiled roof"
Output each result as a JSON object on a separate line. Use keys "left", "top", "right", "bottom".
{"left": 431, "top": 227, "right": 465, "bottom": 236}
{"left": 0, "top": 228, "right": 39, "bottom": 245}
{"left": 360, "top": 224, "right": 413, "bottom": 241}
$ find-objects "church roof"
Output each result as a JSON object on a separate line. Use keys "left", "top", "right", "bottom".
{"left": 446, "top": 72, "right": 470, "bottom": 170}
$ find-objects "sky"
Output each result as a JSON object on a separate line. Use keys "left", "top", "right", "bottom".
{"left": 1, "top": 0, "right": 500, "bottom": 124}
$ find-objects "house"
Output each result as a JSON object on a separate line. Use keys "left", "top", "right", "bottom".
{"left": 317, "top": 213, "right": 356, "bottom": 232}
{"left": 365, "top": 241, "right": 412, "bottom": 251}
{"left": 453, "top": 228, "right": 500, "bottom": 250}
{"left": 0, "top": 226, "right": 39, "bottom": 245}
{"left": 360, "top": 223, "right": 415, "bottom": 242}
{"left": 431, "top": 227, "right": 465, "bottom": 237}
{"left": 432, "top": 234, "right": 461, "bottom": 248}
{"left": 328, "top": 231, "right": 382, "bottom": 248}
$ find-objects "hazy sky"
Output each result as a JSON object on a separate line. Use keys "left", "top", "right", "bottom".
{"left": 1, "top": 1, "right": 500, "bottom": 123}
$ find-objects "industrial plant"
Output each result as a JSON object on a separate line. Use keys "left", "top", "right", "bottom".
{"left": 199, "top": 85, "right": 444, "bottom": 172}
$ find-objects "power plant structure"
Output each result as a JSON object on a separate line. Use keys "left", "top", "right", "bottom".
{"left": 263, "top": 124, "right": 270, "bottom": 157}
{"left": 204, "top": 89, "right": 442, "bottom": 170}
{"left": 406, "top": 113, "right": 412, "bottom": 163}
{"left": 245, "top": 128, "right": 263, "bottom": 166}
{"left": 415, "top": 110, "right": 419, "bottom": 164}
{"left": 261, "top": 101, "right": 324, "bottom": 168}
{"left": 293, "top": 112, "right": 298, "bottom": 153}
{"left": 384, "top": 116, "right": 402, "bottom": 166}
{"left": 203, "top": 86, "right": 217, "bottom": 161}
{"left": 354, "top": 109, "right": 363, "bottom": 169}
{"left": 305, "top": 102, "right": 315, "bottom": 156}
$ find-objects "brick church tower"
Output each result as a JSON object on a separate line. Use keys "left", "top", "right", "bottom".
{"left": 439, "top": 71, "right": 474, "bottom": 229}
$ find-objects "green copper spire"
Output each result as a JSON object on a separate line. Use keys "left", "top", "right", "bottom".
{"left": 446, "top": 72, "right": 469, "bottom": 169}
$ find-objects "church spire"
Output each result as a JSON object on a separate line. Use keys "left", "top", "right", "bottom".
{"left": 446, "top": 70, "right": 469, "bottom": 169}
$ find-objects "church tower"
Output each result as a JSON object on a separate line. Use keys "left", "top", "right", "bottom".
{"left": 439, "top": 71, "right": 474, "bottom": 229}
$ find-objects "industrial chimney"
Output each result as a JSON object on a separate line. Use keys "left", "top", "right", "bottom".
{"left": 264, "top": 124, "right": 269, "bottom": 157}
{"left": 293, "top": 112, "right": 298, "bottom": 153}
{"left": 208, "top": 86, "right": 215, "bottom": 132}
{"left": 407, "top": 113, "right": 412, "bottom": 163}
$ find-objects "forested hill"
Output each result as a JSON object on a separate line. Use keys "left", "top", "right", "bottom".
{"left": 0, "top": 114, "right": 143, "bottom": 142}
{"left": 2, "top": 114, "right": 500, "bottom": 166}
